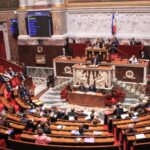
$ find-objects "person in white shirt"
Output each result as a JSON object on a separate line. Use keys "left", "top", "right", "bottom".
{"left": 128, "top": 55, "right": 139, "bottom": 64}
{"left": 3, "top": 70, "right": 12, "bottom": 80}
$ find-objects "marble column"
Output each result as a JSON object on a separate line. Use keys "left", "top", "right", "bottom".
{"left": 51, "top": 9, "right": 67, "bottom": 36}
{"left": 19, "top": 0, "right": 27, "bottom": 7}
{"left": 52, "top": 0, "right": 64, "bottom": 5}
{"left": 17, "top": 10, "right": 28, "bottom": 35}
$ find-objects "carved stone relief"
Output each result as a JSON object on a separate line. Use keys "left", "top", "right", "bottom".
{"left": 67, "top": 11, "right": 150, "bottom": 39}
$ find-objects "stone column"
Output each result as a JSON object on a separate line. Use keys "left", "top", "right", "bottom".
{"left": 19, "top": 0, "right": 27, "bottom": 7}
{"left": 51, "top": 8, "right": 67, "bottom": 37}
{"left": 52, "top": 0, "right": 64, "bottom": 5}
{"left": 17, "top": 10, "right": 27, "bottom": 36}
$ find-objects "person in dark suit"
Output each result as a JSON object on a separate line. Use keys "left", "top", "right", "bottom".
{"left": 64, "top": 38, "right": 73, "bottom": 57}
{"left": 78, "top": 124, "right": 84, "bottom": 135}
{"left": 47, "top": 73, "right": 55, "bottom": 88}
{"left": 18, "top": 72, "right": 25, "bottom": 81}
{"left": 5, "top": 81, "right": 14, "bottom": 99}
{"left": 139, "top": 50, "right": 146, "bottom": 59}
{"left": 18, "top": 82, "right": 29, "bottom": 99}
{"left": 91, "top": 54, "right": 101, "bottom": 65}
{"left": 125, "top": 123, "right": 137, "bottom": 133}
{"left": 111, "top": 37, "right": 119, "bottom": 53}
{"left": 68, "top": 108, "right": 75, "bottom": 116}
{"left": 130, "top": 38, "right": 136, "bottom": 45}
{"left": 78, "top": 82, "right": 86, "bottom": 92}
{"left": 113, "top": 104, "right": 124, "bottom": 119}
{"left": 0, "top": 73, "right": 9, "bottom": 83}
{"left": 89, "top": 83, "right": 96, "bottom": 92}
{"left": 7, "top": 67, "right": 17, "bottom": 78}
{"left": 38, "top": 122, "right": 51, "bottom": 134}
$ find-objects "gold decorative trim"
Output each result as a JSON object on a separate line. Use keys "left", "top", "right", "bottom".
{"left": 51, "top": 4, "right": 66, "bottom": 8}
{"left": 19, "top": 5, "right": 52, "bottom": 10}
{"left": 65, "top": 0, "right": 150, "bottom": 7}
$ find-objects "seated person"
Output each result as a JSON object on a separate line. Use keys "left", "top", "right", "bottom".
{"left": 139, "top": 50, "right": 146, "bottom": 59}
{"left": 125, "top": 123, "right": 137, "bottom": 133}
{"left": 7, "top": 67, "right": 17, "bottom": 78}
{"left": 18, "top": 82, "right": 29, "bottom": 99}
{"left": 3, "top": 70, "right": 12, "bottom": 80}
{"left": 92, "top": 119, "right": 99, "bottom": 126}
{"left": 91, "top": 54, "right": 101, "bottom": 65}
{"left": 0, "top": 73, "right": 9, "bottom": 83}
{"left": 94, "top": 38, "right": 105, "bottom": 48}
{"left": 130, "top": 38, "right": 136, "bottom": 45}
{"left": 46, "top": 73, "right": 54, "bottom": 88}
{"left": 145, "top": 100, "right": 150, "bottom": 108}
{"left": 35, "top": 128, "right": 51, "bottom": 145}
{"left": 78, "top": 124, "right": 84, "bottom": 135}
{"left": 18, "top": 72, "right": 25, "bottom": 81}
{"left": 113, "top": 104, "right": 124, "bottom": 119}
{"left": 38, "top": 122, "right": 51, "bottom": 134}
{"left": 128, "top": 55, "right": 138, "bottom": 64}
{"left": 5, "top": 81, "right": 14, "bottom": 99}
{"left": 61, "top": 48, "right": 67, "bottom": 57}
{"left": 89, "top": 83, "right": 96, "bottom": 92}
{"left": 78, "top": 82, "right": 86, "bottom": 92}
{"left": 68, "top": 108, "right": 76, "bottom": 116}
{"left": 0, "top": 114, "right": 9, "bottom": 127}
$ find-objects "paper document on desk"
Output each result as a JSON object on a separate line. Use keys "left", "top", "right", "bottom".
{"left": 71, "top": 130, "right": 80, "bottom": 135}
{"left": 84, "top": 137, "right": 95, "bottom": 143}
{"left": 86, "top": 92, "right": 93, "bottom": 95}
{"left": 57, "top": 125, "right": 63, "bottom": 129}
{"left": 84, "top": 138, "right": 95, "bottom": 143}
{"left": 131, "top": 116, "right": 139, "bottom": 121}
{"left": 76, "top": 91, "right": 85, "bottom": 94}
{"left": 145, "top": 127, "right": 150, "bottom": 130}
{"left": 69, "top": 116, "right": 75, "bottom": 121}
{"left": 121, "top": 114, "right": 129, "bottom": 119}
{"left": 85, "top": 115, "right": 91, "bottom": 120}
{"left": 93, "top": 131, "right": 102, "bottom": 135}
{"left": 75, "top": 138, "right": 81, "bottom": 142}
{"left": 135, "top": 134, "right": 145, "bottom": 139}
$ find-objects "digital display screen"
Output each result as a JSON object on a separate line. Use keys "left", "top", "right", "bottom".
{"left": 10, "top": 19, "right": 19, "bottom": 37}
{"left": 27, "top": 11, "right": 51, "bottom": 37}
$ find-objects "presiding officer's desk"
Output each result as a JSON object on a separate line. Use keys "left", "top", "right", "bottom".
{"left": 68, "top": 91, "right": 106, "bottom": 107}
{"left": 102, "top": 59, "right": 149, "bottom": 84}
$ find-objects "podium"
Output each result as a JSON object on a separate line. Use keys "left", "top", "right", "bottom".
{"left": 72, "top": 64, "right": 113, "bottom": 90}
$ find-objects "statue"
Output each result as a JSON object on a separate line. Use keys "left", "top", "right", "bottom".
{"left": 95, "top": 71, "right": 108, "bottom": 88}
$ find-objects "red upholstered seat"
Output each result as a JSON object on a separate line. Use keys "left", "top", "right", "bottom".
{"left": 111, "top": 54, "right": 119, "bottom": 60}
{"left": 60, "top": 88, "right": 68, "bottom": 100}
{"left": 4, "top": 88, "right": 12, "bottom": 99}
{"left": 14, "top": 134, "right": 21, "bottom": 141}
{"left": 0, "top": 139, "right": 6, "bottom": 149}
{"left": 10, "top": 99, "right": 19, "bottom": 112}
{"left": 0, "top": 103, "right": 4, "bottom": 112}
{"left": 11, "top": 77, "right": 20, "bottom": 87}
{"left": 0, "top": 65, "right": 4, "bottom": 73}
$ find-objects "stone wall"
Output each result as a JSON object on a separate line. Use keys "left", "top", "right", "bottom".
{"left": 0, "top": 11, "right": 19, "bottom": 61}
{"left": 0, "top": 0, "right": 19, "bottom": 10}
